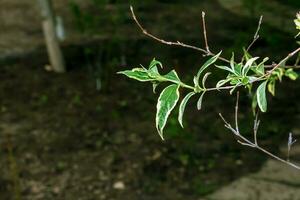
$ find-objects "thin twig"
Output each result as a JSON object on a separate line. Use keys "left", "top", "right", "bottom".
{"left": 265, "top": 65, "right": 300, "bottom": 69}
{"left": 262, "top": 47, "right": 300, "bottom": 78}
{"left": 253, "top": 112, "right": 260, "bottom": 145}
{"left": 238, "top": 140, "right": 256, "bottom": 147}
{"left": 246, "top": 15, "right": 263, "bottom": 52}
{"left": 253, "top": 16, "right": 263, "bottom": 40}
{"left": 294, "top": 53, "right": 300, "bottom": 67}
{"left": 130, "top": 6, "right": 300, "bottom": 70}
{"left": 162, "top": 48, "right": 300, "bottom": 93}
{"left": 219, "top": 113, "right": 300, "bottom": 170}
{"left": 201, "top": 11, "right": 211, "bottom": 55}
{"left": 130, "top": 6, "right": 230, "bottom": 63}
{"left": 235, "top": 92, "right": 240, "bottom": 133}
{"left": 219, "top": 113, "right": 230, "bottom": 126}
{"left": 218, "top": 96, "right": 300, "bottom": 170}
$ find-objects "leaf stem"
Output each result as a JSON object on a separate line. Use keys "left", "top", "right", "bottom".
{"left": 180, "top": 83, "right": 195, "bottom": 90}
{"left": 156, "top": 76, "right": 196, "bottom": 91}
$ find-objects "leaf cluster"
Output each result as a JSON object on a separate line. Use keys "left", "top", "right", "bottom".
{"left": 118, "top": 49, "right": 298, "bottom": 139}
{"left": 118, "top": 54, "right": 220, "bottom": 139}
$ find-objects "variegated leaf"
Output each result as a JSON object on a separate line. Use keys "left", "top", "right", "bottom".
{"left": 156, "top": 84, "right": 180, "bottom": 139}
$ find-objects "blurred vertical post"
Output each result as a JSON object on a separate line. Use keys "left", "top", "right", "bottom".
{"left": 38, "top": 0, "right": 65, "bottom": 73}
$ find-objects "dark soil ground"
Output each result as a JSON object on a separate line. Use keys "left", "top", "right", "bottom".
{"left": 0, "top": 55, "right": 266, "bottom": 200}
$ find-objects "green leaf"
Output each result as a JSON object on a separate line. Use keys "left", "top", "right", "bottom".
{"left": 267, "top": 79, "right": 276, "bottom": 96}
{"left": 252, "top": 92, "right": 258, "bottom": 115}
{"left": 202, "top": 72, "right": 211, "bottom": 89}
{"left": 248, "top": 76, "right": 258, "bottom": 83}
{"left": 152, "top": 82, "right": 160, "bottom": 94}
{"left": 229, "top": 53, "right": 242, "bottom": 76}
{"left": 233, "top": 63, "right": 242, "bottom": 76}
{"left": 118, "top": 68, "right": 154, "bottom": 82}
{"left": 242, "top": 57, "right": 259, "bottom": 76}
{"left": 256, "top": 81, "right": 268, "bottom": 112}
{"left": 285, "top": 69, "right": 298, "bottom": 80}
{"left": 197, "top": 91, "right": 206, "bottom": 110}
{"left": 215, "top": 65, "right": 234, "bottom": 73}
{"left": 272, "top": 68, "right": 285, "bottom": 81}
{"left": 149, "top": 58, "right": 162, "bottom": 70}
{"left": 255, "top": 64, "right": 265, "bottom": 75}
{"left": 256, "top": 57, "right": 269, "bottom": 75}
{"left": 148, "top": 66, "right": 160, "bottom": 78}
{"left": 156, "top": 84, "right": 180, "bottom": 140}
{"left": 163, "top": 70, "right": 181, "bottom": 83}
{"left": 216, "top": 78, "right": 231, "bottom": 88}
{"left": 148, "top": 59, "right": 163, "bottom": 78}
{"left": 178, "top": 92, "right": 196, "bottom": 128}
{"left": 243, "top": 48, "right": 253, "bottom": 61}
{"left": 196, "top": 51, "right": 222, "bottom": 84}
{"left": 229, "top": 77, "right": 241, "bottom": 85}
{"left": 241, "top": 76, "right": 250, "bottom": 85}
{"left": 230, "top": 84, "right": 239, "bottom": 95}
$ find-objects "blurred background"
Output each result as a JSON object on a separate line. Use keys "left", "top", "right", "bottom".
{"left": 0, "top": 0, "right": 300, "bottom": 199}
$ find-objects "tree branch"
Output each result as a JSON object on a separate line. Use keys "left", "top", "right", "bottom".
{"left": 265, "top": 47, "right": 300, "bottom": 76}
{"left": 130, "top": 6, "right": 230, "bottom": 63}
{"left": 219, "top": 94, "right": 300, "bottom": 170}
{"left": 246, "top": 15, "right": 263, "bottom": 52}
{"left": 130, "top": 6, "right": 300, "bottom": 70}
{"left": 201, "top": 11, "right": 211, "bottom": 55}
{"left": 253, "top": 112, "right": 260, "bottom": 145}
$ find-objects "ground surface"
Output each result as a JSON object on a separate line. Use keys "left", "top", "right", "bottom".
{"left": 0, "top": 0, "right": 300, "bottom": 199}
{"left": 206, "top": 146, "right": 300, "bottom": 200}
{"left": 0, "top": 60, "right": 268, "bottom": 200}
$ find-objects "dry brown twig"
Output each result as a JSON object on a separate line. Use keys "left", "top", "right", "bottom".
{"left": 201, "top": 11, "right": 211, "bottom": 55}
{"left": 130, "top": 6, "right": 230, "bottom": 63}
{"left": 130, "top": 6, "right": 300, "bottom": 69}
{"left": 246, "top": 15, "right": 263, "bottom": 52}
{"left": 264, "top": 47, "right": 300, "bottom": 77}
{"left": 219, "top": 92, "right": 300, "bottom": 170}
